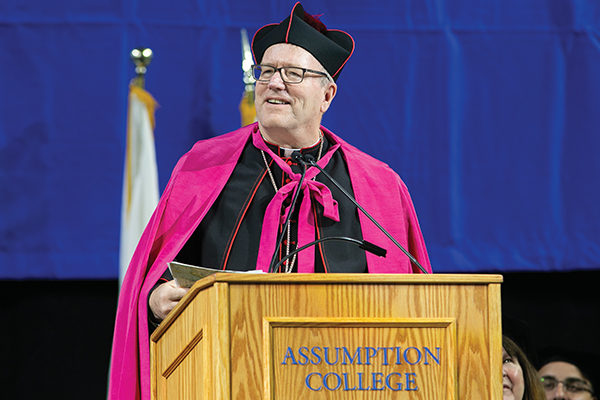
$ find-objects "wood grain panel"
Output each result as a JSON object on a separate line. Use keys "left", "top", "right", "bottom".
{"left": 162, "top": 329, "right": 203, "bottom": 378}
{"left": 228, "top": 279, "right": 501, "bottom": 399}
{"left": 152, "top": 282, "right": 220, "bottom": 399}
{"left": 162, "top": 336, "right": 205, "bottom": 399}
{"left": 263, "top": 318, "right": 456, "bottom": 399}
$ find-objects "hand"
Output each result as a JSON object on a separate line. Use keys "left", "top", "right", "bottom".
{"left": 149, "top": 280, "right": 189, "bottom": 321}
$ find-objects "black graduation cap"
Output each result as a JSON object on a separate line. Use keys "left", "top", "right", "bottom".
{"left": 251, "top": 2, "right": 355, "bottom": 82}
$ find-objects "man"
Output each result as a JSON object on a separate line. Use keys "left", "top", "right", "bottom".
{"left": 539, "top": 358, "right": 597, "bottom": 400}
{"left": 109, "top": 3, "right": 431, "bottom": 399}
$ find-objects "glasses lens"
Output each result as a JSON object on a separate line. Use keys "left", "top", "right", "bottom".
{"left": 253, "top": 65, "right": 275, "bottom": 81}
{"left": 281, "top": 67, "right": 304, "bottom": 83}
{"left": 541, "top": 377, "right": 558, "bottom": 390}
{"left": 564, "top": 378, "right": 591, "bottom": 393}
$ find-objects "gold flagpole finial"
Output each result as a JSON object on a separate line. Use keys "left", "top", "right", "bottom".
{"left": 130, "top": 47, "right": 153, "bottom": 88}
{"left": 240, "top": 29, "right": 255, "bottom": 93}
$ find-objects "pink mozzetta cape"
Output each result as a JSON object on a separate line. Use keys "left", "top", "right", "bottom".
{"left": 108, "top": 123, "right": 431, "bottom": 399}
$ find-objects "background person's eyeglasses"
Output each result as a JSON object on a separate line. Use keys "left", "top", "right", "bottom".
{"left": 252, "top": 64, "right": 331, "bottom": 83}
{"left": 540, "top": 376, "right": 594, "bottom": 394}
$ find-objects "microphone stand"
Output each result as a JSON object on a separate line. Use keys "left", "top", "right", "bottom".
{"left": 301, "top": 154, "right": 429, "bottom": 274}
{"left": 268, "top": 152, "right": 308, "bottom": 273}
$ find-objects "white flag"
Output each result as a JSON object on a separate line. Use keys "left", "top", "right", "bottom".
{"left": 119, "top": 85, "right": 159, "bottom": 285}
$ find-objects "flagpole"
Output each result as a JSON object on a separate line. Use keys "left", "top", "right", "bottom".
{"left": 119, "top": 47, "right": 159, "bottom": 286}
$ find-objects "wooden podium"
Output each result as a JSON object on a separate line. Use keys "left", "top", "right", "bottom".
{"left": 150, "top": 274, "right": 503, "bottom": 399}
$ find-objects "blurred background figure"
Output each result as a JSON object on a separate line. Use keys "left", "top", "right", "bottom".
{"left": 538, "top": 356, "right": 597, "bottom": 400}
{"left": 503, "top": 335, "right": 546, "bottom": 400}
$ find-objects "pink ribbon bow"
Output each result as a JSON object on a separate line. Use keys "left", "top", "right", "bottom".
{"left": 252, "top": 128, "right": 341, "bottom": 272}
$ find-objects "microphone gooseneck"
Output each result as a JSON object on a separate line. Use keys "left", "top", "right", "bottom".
{"left": 301, "top": 153, "right": 429, "bottom": 274}
{"left": 272, "top": 236, "right": 387, "bottom": 273}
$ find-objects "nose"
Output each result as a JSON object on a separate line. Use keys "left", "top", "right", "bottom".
{"left": 267, "top": 70, "right": 286, "bottom": 90}
{"left": 551, "top": 382, "right": 566, "bottom": 399}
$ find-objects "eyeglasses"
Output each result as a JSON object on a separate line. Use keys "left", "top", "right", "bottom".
{"left": 252, "top": 64, "right": 331, "bottom": 84}
{"left": 540, "top": 376, "right": 594, "bottom": 394}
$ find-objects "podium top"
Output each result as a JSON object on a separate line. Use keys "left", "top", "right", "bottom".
{"left": 190, "top": 272, "right": 502, "bottom": 292}
{"left": 152, "top": 272, "right": 503, "bottom": 345}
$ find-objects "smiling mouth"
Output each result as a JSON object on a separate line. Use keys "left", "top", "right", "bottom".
{"left": 267, "top": 99, "right": 289, "bottom": 105}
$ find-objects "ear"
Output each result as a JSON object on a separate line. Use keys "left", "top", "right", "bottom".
{"left": 320, "top": 82, "right": 337, "bottom": 113}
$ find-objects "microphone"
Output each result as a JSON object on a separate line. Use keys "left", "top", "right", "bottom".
{"left": 268, "top": 151, "right": 308, "bottom": 273}
{"left": 300, "top": 153, "right": 429, "bottom": 274}
{"left": 272, "top": 236, "right": 387, "bottom": 273}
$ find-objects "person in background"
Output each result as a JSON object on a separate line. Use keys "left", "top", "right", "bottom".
{"left": 503, "top": 335, "right": 546, "bottom": 400}
{"left": 538, "top": 356, "right": 597, "bottom": 400}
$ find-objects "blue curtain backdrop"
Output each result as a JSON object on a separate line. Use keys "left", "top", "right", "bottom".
{"left": 1, "top": 0, "right": 599, "bottom": 278}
